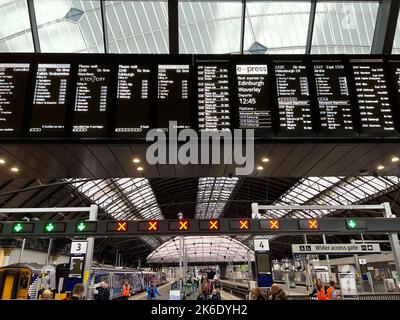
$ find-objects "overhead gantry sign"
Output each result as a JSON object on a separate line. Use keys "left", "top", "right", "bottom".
{"left": 1, "top": 217, "right": 400, "bottom": 238}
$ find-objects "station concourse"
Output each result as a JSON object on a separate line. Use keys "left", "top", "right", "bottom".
{"left": 0, "top": 0, "right": 400, "bottom": 305}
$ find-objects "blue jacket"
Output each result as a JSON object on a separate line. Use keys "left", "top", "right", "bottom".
{"left": 146, "top": 286, "right": 161, "bottom": 299}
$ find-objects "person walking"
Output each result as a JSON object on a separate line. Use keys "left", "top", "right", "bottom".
{"left": 146, "top": 283, "right": 161, "bottom": 300}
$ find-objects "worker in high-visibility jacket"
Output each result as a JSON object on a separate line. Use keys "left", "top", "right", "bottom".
{"left": 326, "top": 281, "right": 339, "bottom": 300}
{"left": 122, "top": 281, "right": 131, "bottom": 300}
{"left": 316, "top": 279, "right": 327, "bottom": 300}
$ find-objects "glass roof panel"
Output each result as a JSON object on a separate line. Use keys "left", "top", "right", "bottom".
{"left": 179, "top": 1, "right": 242, "bottom": 54}
{"left": 392, "top": 9, "right": 400, "bottom": 54}
{"left": 34, "top": 0, "right": 104, "bottom": 53}
{"left": 311, "top": 1, "right": 379, "bottom": 54}
{"left": 0, "top": 0, "right": 34, "bottom": 52}
{"left": 244, "top": 1, "right": 311, "bottom": 54}
{"left": 196, "top": 177, "right": 239, "bottom": 219}
{"left": 147, "top": 236, "right": 254, "bottom": 264}
{"left": 106, "top": 0, "right": 168, "bottom": 53}
{"left": 264, "top": 176, "right": 400, "bottom": 219}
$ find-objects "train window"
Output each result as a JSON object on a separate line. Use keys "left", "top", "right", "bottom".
{"left": 19, "top": 273, "right": 30, "bottom": 289}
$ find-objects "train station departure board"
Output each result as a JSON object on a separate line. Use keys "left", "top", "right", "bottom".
{"left": 0, "top": 63, "right": 30, "bottom": 134}
{"left": 197, "top": 62, "right": 231, "bottom": 131}
{"left": 274, "top": 60, "right": 313, "bottom": 136}
{"left": 313, "top": 60, "right": 355, "bottom": 136}
{"left": 157, "top": 64, "right": 191, "bottom": 131}
{"left": 73, "top": 64, "right": 111, "bottom": 136}
{"left": 0, "top": 53, "right": 400, "bottom": 139}
{"left": 115, "top": 64, "right": 150, "bottom": 134}
{"left": 351, "top": 59, "right": 395, "bottom": 135}
{"left": 30, "top": 63, "right": 70, "bottom": 134}
{"left": 236, "top": 64, "right": 272, "bottom": 130}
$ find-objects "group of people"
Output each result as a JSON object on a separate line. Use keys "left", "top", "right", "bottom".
{"left": 250, "top": 284, "right": 287, "bottom": 300}
{"left": 309, "top": 279, "right": 341, "bottom": 300}
{"left": 196, "top": 276, "right": 222, "bottom": 300}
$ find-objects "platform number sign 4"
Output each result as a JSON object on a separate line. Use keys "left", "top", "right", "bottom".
{"left": 254, "top": 238, "right": 270, "bottom": 252}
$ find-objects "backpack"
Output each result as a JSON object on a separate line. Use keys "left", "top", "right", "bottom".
{"left": 150, "top": 288, "right": 155, "bottom": 298}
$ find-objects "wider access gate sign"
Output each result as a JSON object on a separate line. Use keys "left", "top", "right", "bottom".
{"left": 292, "top": 243, "right": 381, "bottom": 255}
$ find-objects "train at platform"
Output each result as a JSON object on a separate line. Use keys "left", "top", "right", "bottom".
{"left": 0, "top": 263, "right": 167, "bottom": 300}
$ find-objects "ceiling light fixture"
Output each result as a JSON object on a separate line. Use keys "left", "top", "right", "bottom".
{"left": 257, "top": 166, "right": 264, "bottom": 171}
{"left": 133, "top": 158, "right": 140, "bottom": 164}
{"left": 10, "top": 167, "right": 19, "bottom": 173}
{"left": 137, "top": 167, "right": 144, "bottom": 171}
{"left": 0, "top": 159, "right": 5, "bottom": 165}
{"left": 262, "top": 158, "right": 269, "bottom": 163}
{"left": 377, "top": 165, "right": 384, "bottom": 170}
{"left": 392, "top": 156, "right": 399, "bottom": 163}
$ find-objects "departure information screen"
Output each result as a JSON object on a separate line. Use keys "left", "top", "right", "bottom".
{"left": 30, "top": 63, "right": 70, "bottom": 134}
{"left": 157, "top": 64, "right": 191, "bottom": 131}
{"left": 73, "top": 64, "right": 111, "bottom": 135}
{"left": 313, "top": 60, "right": 355, "bottom": 136}
{"left": 0, "top": 63, "right": 30, "bottom": 134}
{"left": 197, "top": 62, "right": 231, "bottom": 131}
{"left": 236, "top": 64, "right": 272, "bottom": 130}
{"left": 351, "top": 59, "right": 395, "bottom": 135}
{"left": 274, "top": 61, "right": 313, "bottom": 136}
{"left": 115, "top": 64, "right": 150, "bottom": 134}
{"left": 0, "top": 54, "right": 400, "bottom": 139}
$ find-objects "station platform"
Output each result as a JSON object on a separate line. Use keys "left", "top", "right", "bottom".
{"left": 131, "top": 282, "right": 241, "bottom": 300}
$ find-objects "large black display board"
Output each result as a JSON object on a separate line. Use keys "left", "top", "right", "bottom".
{"left": 72, "top": 64, "right": 111, "bottom": 136}
{"left": 312, "top": 59, "right": 356, "bottom": 137}
{"left": 0, "top": 54, "right": 398, "bottom": 140}
{"left": 274, "top": 60, "right": 313, "bottom": 136}
{"left": 30, "top": 63, "right": 71, "bottom": 134}
{"left": 197, "top": 61, "right": 231, "bottom": 131}
{"left": 236, "top": 64, "right": 272, "bottom": 131}
{"left": 157, "top": 64, "right": 191, "bottom": 131}
{"left": 0, "top": 63, "right": 30, "bottom": 134}
{"left": 115, "top": 64, "right": 150, "bottom": 135}
{"left": 350, "top": 58, "right": 395, "bottom": 136}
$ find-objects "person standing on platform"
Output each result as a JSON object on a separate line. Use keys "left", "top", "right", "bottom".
{"left": 146, "top": 283, "right": 161, "bottom": 300}
{"left": 268, "top": 284, "right": 286, "bottom": 300}
{"left": 327, "top": 281, "right": 340, "bottom": 300}
{"left": 122, "top": 281, "right": 131, "bottom": 300}
{"left": 41, "top": 289, "right": 53, "bottom": 300}
{"left": 69, "top": 283, "right": 85, "bottom": 300}
{"left": 96, "top": 281, "right": 110, "bottom": 300}
{"left": 316, "top": 279, "right": 327, "bottom": 300}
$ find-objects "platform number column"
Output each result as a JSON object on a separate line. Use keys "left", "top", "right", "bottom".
{"left": 253, "top": 236, "right": 272, "bottom": 288}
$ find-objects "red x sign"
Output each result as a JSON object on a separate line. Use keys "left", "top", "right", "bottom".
{"left": 239, "top": 220, "right": 249, "bottom": 230}
{"left": 117, "top": 221, "right": 128, "bottom": 232}
{"left": 308, "top": 219, "right": 319, "bottom": 229}
{"left": 209, "top": 220, "right": 219, "bottom": 230}
{"left": 269, "top": 219, "right": 279, "bottom": 230}
{"left": 148, "top": 221, "right": 159, "bottom": 231}
{"left": 179, "top": 220, "right": 189, "bottom": 231}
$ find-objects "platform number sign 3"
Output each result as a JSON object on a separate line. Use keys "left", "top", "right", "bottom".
{"left": 254, "top": 238, "right": 270, "bottom": 252}
{"left": 70, "top": 241, "right": 88, "bottom": 255}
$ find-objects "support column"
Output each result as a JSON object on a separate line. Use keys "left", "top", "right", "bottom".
{"left": 322, "top": 234, "right": 331, "bottom": 280}
{"left": 18, "top": 238, "right": 26, "bottom": 263}
{"left": 304, "top": 235, "right": 311, "bottom": 292}
{"left": 83, "top": 205, "right": 98, "bottom": 297}
{"left": 383, "top": 202, "right": 400, "bottom": 278}
{"left": 45, "top": 238, "right": 53, "bottom": 265}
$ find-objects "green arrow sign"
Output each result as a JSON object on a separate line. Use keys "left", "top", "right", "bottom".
{"left": 347, "top": 219, "right": 357, "bottom": 229}
{"left": 13, "top": 223, "right": 23, "bottom": 233}
{"left": 76, "top": 222, "right": 86, "bottom": 232}
{"left": 45, "top": 223, "right": 55, "bottom": 233}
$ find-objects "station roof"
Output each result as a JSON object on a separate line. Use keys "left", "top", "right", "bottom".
{"left": 0, "top": 176, "right": 399, "bottom": 264}
{"left": 1, "top": 0, "right": 400, "bottom": 55}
